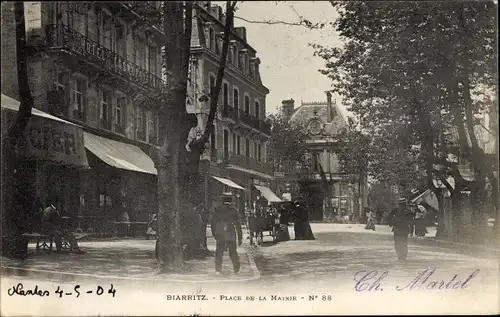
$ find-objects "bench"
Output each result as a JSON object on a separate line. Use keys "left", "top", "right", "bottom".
{"left": 22, "top": 232, "right": 89, "bottom": 253}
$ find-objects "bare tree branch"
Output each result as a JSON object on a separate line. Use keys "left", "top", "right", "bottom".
{"left": 234, "top": 15, "right": 325, "bottom": 29}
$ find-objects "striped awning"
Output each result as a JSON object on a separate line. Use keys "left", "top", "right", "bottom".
{"left": 211, "top": 176, "right": 245, "bottom": 190}
{"left": 254, "top": 185, "right": 282, "bottom": 202}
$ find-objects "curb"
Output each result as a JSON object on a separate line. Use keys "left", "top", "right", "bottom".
{"left": 1, "top": 247, "right": 261, "bottom": 284}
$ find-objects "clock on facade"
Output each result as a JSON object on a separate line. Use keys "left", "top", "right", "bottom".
{"left": 307, "top": 118, "right": 324, "bottom": 136}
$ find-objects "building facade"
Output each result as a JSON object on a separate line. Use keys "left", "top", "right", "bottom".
{"left": 2, "top": 2, "right": 164, "bottom": 236}
{"left": 187, "top": 2, "right": 273, "bottom": 211}
{"left": 275, "top": 94, "right": 368, "bottom": 222}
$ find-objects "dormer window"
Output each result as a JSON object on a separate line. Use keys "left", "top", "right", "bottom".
{"left": 228, "top": 46, "right": 233, "bottom": 64}
{"left": 233, "top": 44, "right": 238, "bottom": 67}
{"left": 244, "top": 54, "right": 249, "bottom": 73}
{"left": 208, "top": 27, "right": 215, "bottom": 51}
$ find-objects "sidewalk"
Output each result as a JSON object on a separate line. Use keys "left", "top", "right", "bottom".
{"left": 311, "top": 223, "right": 500, "bottom": 252}
{"left": 1, "top": 237, "right": 259, "bottom": 283}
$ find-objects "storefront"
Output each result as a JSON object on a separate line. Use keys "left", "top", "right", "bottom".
{"left": 79, "top": 132, "right": 158, "bottom": 235}
{"left": 1, "top": 94, "right": 89, "bottom": 228}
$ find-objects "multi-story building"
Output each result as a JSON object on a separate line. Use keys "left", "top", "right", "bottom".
{"left": 275, "top": 93, "right": 367, "bottom": 222}
{"left": 187, "top": 2, "right": 273, "bottom": 211}
{"left": 1, "top": 2, "right": 164, "bottom": 235}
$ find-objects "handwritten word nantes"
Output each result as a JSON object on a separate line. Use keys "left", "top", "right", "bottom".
{"left": 7, "top": 283, "right": 117, "bottom": 298}
{"left": 353, "top": 268, "right": 480, "bottom": 292}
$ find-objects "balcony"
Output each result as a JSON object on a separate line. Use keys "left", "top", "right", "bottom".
{"left": 250, "top": 117, "right": 260, "bottom": 130}
{"left": 72, "top": 109, "right": 86, "bottom": 122}
{"left": 238, "top": 110, "right": 252, "bottom": 127}
{"left": 260, "top": 120, "right": 271, "bottom": 135}
{"left": 221, "top": 104, "right": 238, "bottom": 122}
{"left": 137, "top": 130, "right": 147, "bottom": 142}
{"left": 115, "top": 123, "right": 125, "bottom": 135}
{"left": 100, "top": 119, "right": 111, "bottom": 130}
{"left": 45, "top": 24, "right": 168, "bottom": 93}
{"left": 222, "top": 151, "right": 272, "bottom": 176}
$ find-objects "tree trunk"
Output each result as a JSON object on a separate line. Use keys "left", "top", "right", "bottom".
{"left": 155, "top": 1, "right": 193, "bottom": 271}
{"left": 1, "top": 1, "right": 35, "bottom": 259}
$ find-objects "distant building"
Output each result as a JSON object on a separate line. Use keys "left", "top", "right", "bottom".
{"left": 275, "top": 93, "right": 368, "bottom": 222}
{"left": 188, "top": 2, "right": 274, "bottom": 211}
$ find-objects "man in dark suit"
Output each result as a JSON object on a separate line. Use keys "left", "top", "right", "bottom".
{"left": 211, "top": 193, "right": 243, "bottom": 275}
{"left": 387, "top": 198, "right": 413, "bottom": 261}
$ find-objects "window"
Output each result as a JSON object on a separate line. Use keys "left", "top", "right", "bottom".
{"left": 137, "top": 108, "right": 145, "bottom": 133}
{"left": 223, "top": 129, "right": 229, "bottom": 157}
{"left": 233, "top": 45, "right": 238, "bottom": 67}
{"left": 115, "top": 97, "right": 126, "bottom": 131}
{"left": 228, "top": 46, "right": 233, "bottom": 64}
{"left": 215, "top": 37, "right": 221, "bottom": 55}
{"left": 149, "top": 44, "right": 158, "bottom": 75}
{"left": 54, "top": 70, "right": 66, "bottom": 91}
{"left": 244, "top": 54, "right": 249, "bottom": 73}
{"left": 223, "top": 83, "right": 229, "bottom": 106}
{"left": 255, "top": 101, "right": 260, "bottom": 119}
{"left": 209, "top": 28, "right": 215, "bottom": 51}
{"left": 99, "top": 89, "right": 111, "bottom": 122}
{"left": 253, "top": 142, "right": 258, "bottom": 159}
{"left": 209, "top": 75, "right": 216, "bottom": 95}
{"left": 210, "top": 129, "right": 216, "bottom": 150}
{"left": 232, "top": 132, "right": 236, "bottom": 153}
{"left": 70, "top": 78, "right": 84, "bottom": 112}
{"left": 237, "top": 135, "right": 241, "bottom": 154}
{"left": 244, "top": 95, "right": 250, "bottom": 113}
{"left": 245, "top": 138, "right": 250, "bottom": 157}
{"left": 147, "top": 111, "right": 155, "bottom": 142}
{"left": 258, "top": 144, "right": 262, "bottom": 161}
{"left": 233, "top": 88, "right": 239, "bottom": 109}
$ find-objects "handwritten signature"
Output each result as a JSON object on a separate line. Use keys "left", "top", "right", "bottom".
{"left": 354, "top": 268, "right": 480, "bottom": 292}
{"left": 7, "top": 283, "right": 117, "bottom": 297}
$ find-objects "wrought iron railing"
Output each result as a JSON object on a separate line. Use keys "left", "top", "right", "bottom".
{"left": 223, "top": 152, "right": 272, "bottom": 175}
{"left": 46, "top": 24, "right": 168, "bottom": 92}
{"left": 238, "top": 110, "right": 252, "bottom": 126}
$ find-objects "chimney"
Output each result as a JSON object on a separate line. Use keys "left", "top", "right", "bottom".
{"left": 326, "top": 91, "right": 332, "bottom": 122}
{"left": 233, "top": 27, "right": 247, "bottom": 42}
{"left": 282, "top": 99, "right": 295, "bottom": 121}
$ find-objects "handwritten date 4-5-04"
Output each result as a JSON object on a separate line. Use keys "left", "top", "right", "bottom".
{"left": 7, "top": 283, "right": 116, "bottom": 298}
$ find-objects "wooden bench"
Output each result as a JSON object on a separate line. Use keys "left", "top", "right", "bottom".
{"left": 22, "top": 233, "right": 52, "bottom": 252}
{"left": 23, "top": 232, "right": 89, "bottom": 253}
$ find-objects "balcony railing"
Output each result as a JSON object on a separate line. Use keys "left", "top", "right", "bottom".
{"left": 238, "top": 110, "right": 252, "bottom": 126}
{"left": 222, "top": 151, "right": 272, "bottom": 175}
{"left": 115, "top": 123, "right": 125, "bottom": 135}
{"left": 46, "top": 24, "right": 168, "bottom": 93}
{"left": 72, "top": 109, "right": 86, "bottom": 122}
{"left": 221, "top": 104, "right": 239, "bottom": 122}
{"left": 137, "top": 130, "right": 146, "bottom": 141}
{"left": 260, "top": 120, "right": 271, "bottom": 135}
{"left": 100, "top": 119, "right": 111, "bottom": 130}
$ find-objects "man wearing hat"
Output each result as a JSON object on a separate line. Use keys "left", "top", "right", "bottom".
{"left": 211, "top": 192, "right": 243, "bottom": 275}
{"left": 387, "top": 198, "right": 413, "bottom": 261}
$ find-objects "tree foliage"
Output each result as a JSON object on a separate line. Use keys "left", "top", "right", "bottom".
{"left": 266, "top": 112, "right": 309, "bottom": 174}
{"left": 313, "top": 1, "right": 498, "bottom": 240}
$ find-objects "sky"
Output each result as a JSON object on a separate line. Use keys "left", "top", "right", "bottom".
{"left": 228, "top": 1, "right": 348, "bottom": 116}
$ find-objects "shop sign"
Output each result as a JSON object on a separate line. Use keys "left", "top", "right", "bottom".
{"left": 4, "top": 110, "right": 88, "bottom": 168}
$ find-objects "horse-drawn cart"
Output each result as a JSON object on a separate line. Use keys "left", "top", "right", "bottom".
{"left": 246, "top": 206, "right": 280, "bottom": 246}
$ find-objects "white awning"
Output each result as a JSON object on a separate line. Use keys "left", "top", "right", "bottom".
{"left": 1, "top": 94, "right": 79, "bottom": 126}
{"left": 254, "top": 185, "right": 282, "bottom": 202}
{"left": 1, "top": 94, "right": 88, "bottom": 168}
{"left": 84, "top": 132, "right": 157, "bottom": 175}
{"left": 211, "top": 176, "right": 245, "bottom": 190}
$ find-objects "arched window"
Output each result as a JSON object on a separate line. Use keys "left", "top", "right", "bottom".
{"left": 209, "top": 74, "right": 216, "bottom": 95}
{"left": 223, "top": 82, "right": 229, "bottom": 106}
{"left": 233, "top": 87, "right": 239, "bottom": 109}
{"left": 244, "top": 95, "right": 250, "bottom": 113}
{"left": 254, "top": 100, "right": 260, "bottom": 119}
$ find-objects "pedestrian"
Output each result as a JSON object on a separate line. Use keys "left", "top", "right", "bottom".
{"left": 364, "top": 209, "right": 376, "bottom": 231}
{"left": 41, "top": 197, "right": 85, "bottom": 254}
{"left": 387, "top": 198, "right": 413, "bottom": 261}
{"left": 211, "top": 192, "right": 242, "bottom": 275}
{"left": 414, "top": 205, "right": 427, "bottom": 237}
